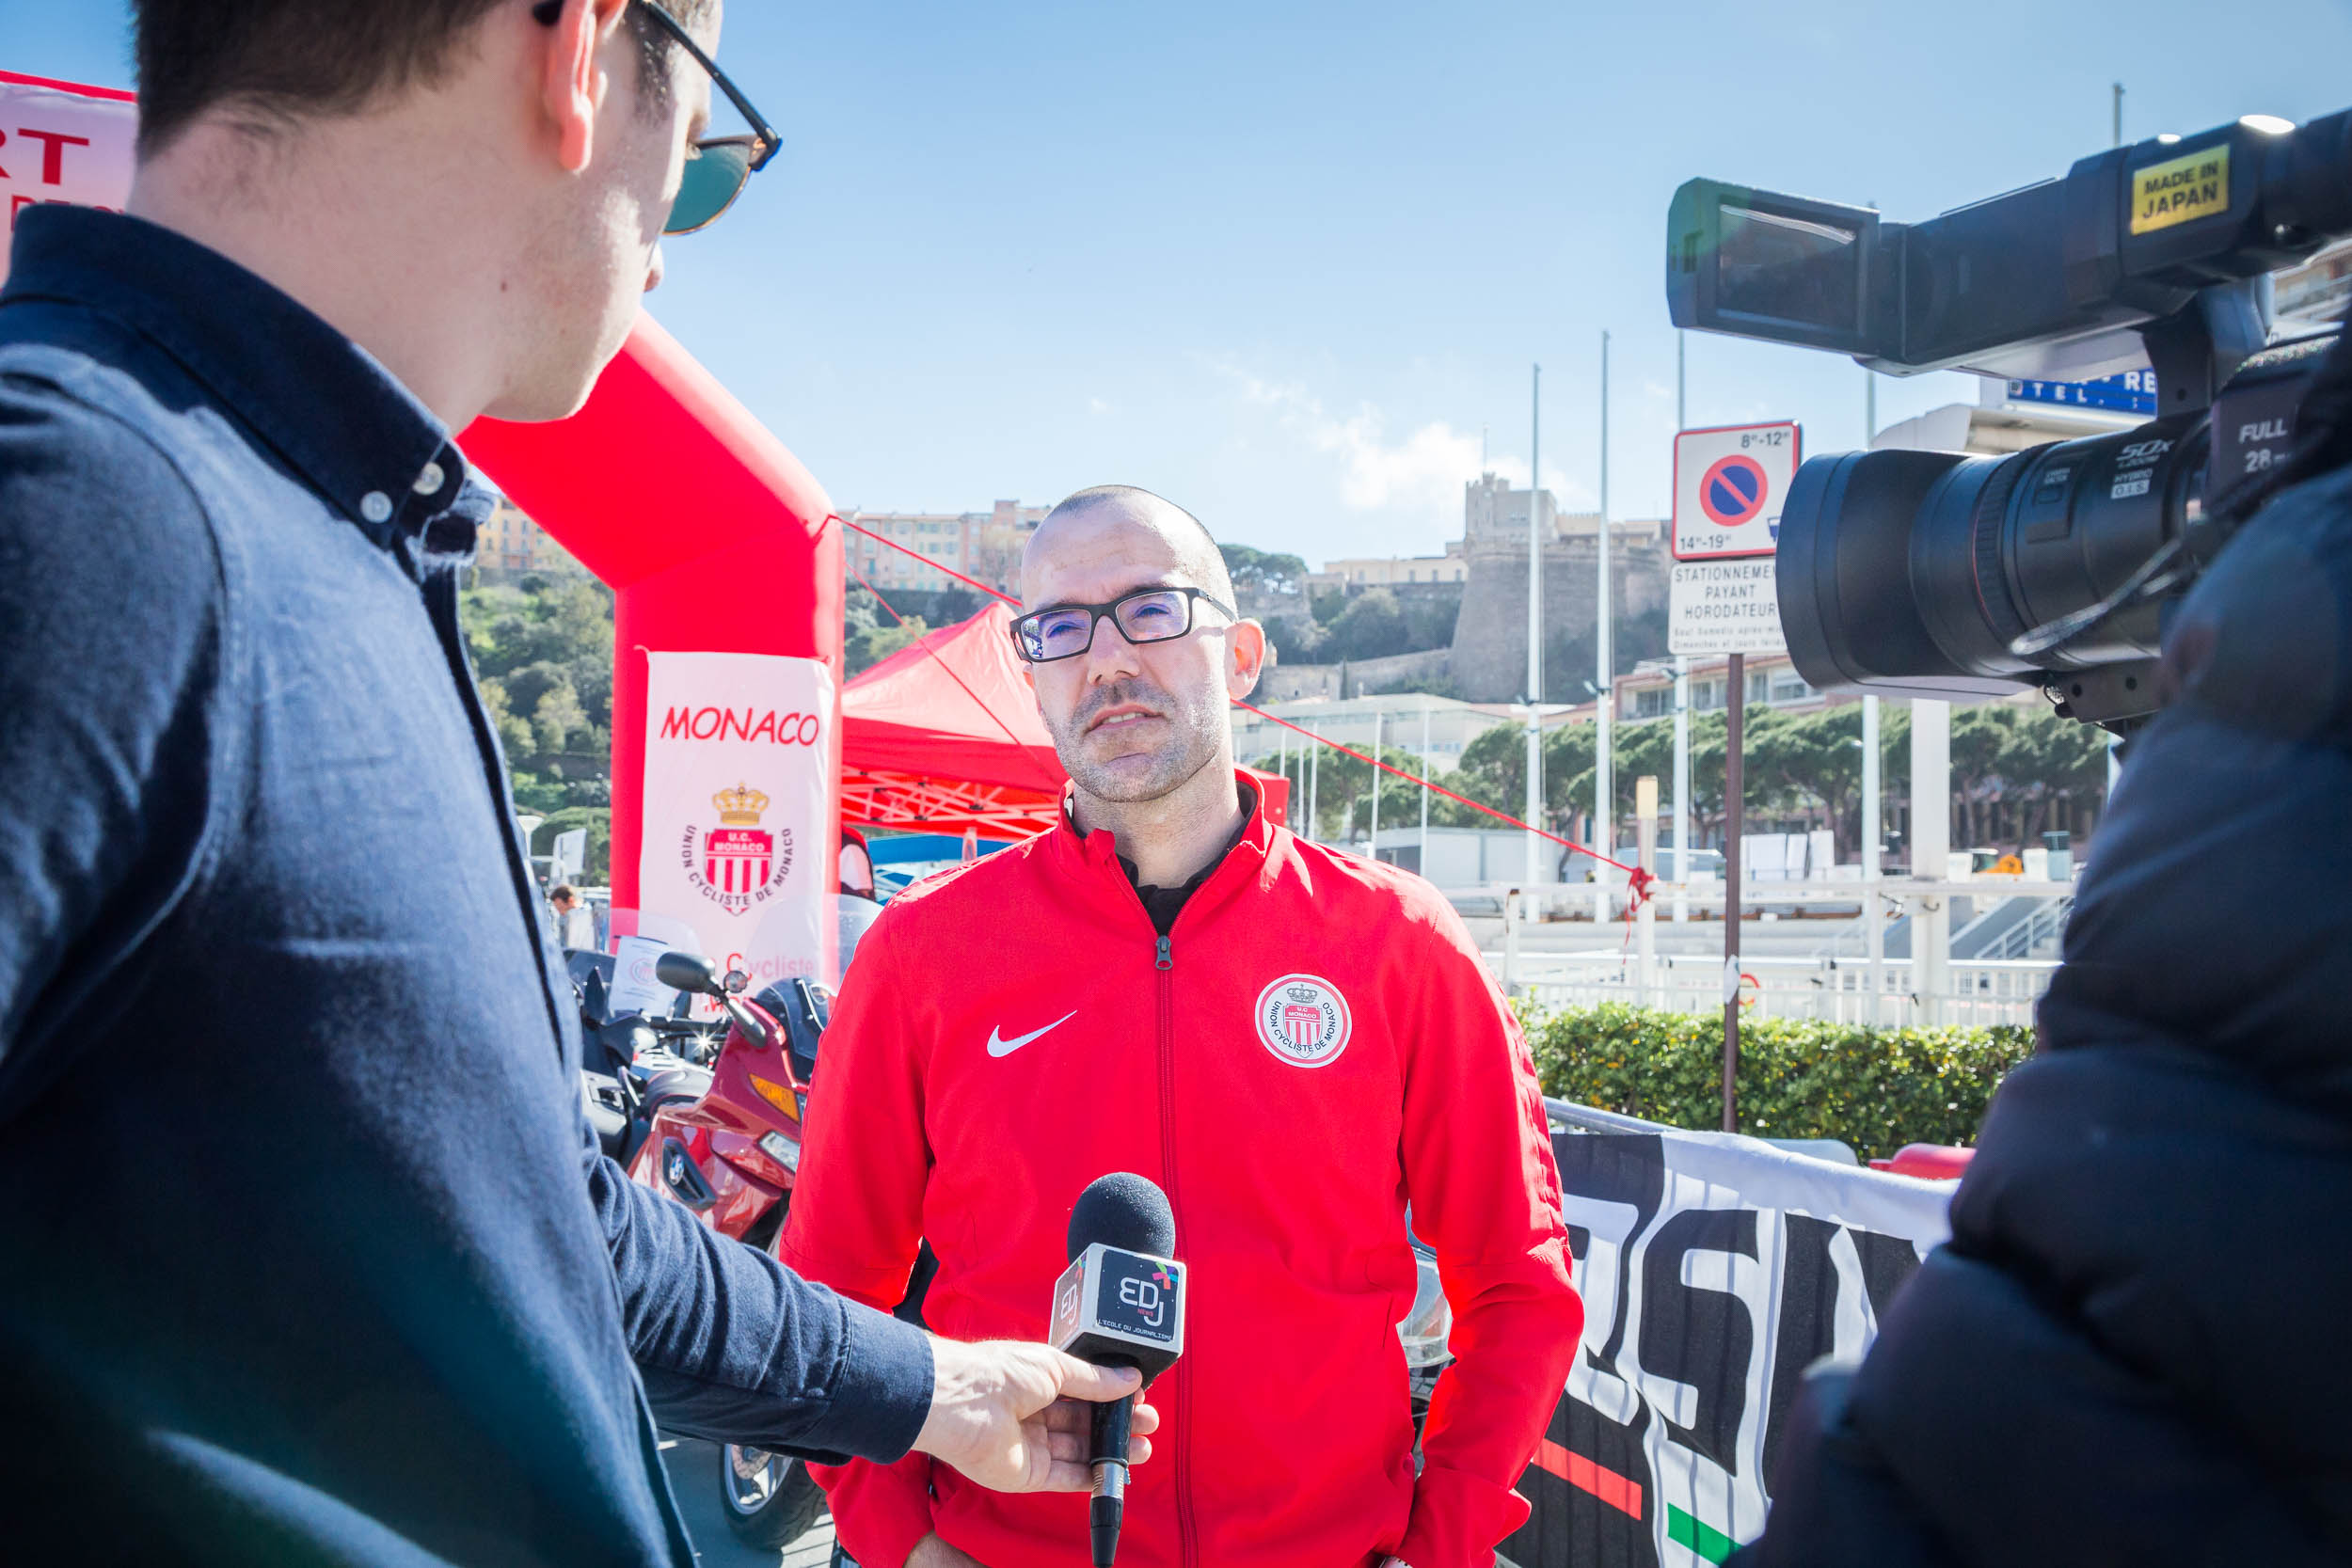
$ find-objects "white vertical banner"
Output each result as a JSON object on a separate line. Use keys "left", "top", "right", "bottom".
{"left": 640, "top": 652, "right": 835, "bottom": 989}
{"left": 1, "top": 73, "right": 138, "bottom": 287}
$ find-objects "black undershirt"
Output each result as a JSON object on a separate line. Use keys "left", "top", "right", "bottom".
{"left": 1117, "top": 785, "right": 1255, "bottom": 936}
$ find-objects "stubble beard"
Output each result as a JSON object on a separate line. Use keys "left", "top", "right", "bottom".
{"left": 1051, "top": 676, "right": 1224, "bottom": 805}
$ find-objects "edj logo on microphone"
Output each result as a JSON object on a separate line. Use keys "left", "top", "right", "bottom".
{"left": 1097, "top": 1254, "right": 1181, "bottom": 1343}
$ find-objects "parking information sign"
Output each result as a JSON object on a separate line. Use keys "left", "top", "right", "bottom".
{"left": 1669, "top": 558, "right": 1788, "bottom": 657}
{"left": 1672, "top": 421, "right": 1799, "bottom": 561}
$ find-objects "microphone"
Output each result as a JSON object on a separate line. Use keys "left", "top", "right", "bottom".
{"left": 1050, "top": 1173, "right": 1184, "bottom": 1568}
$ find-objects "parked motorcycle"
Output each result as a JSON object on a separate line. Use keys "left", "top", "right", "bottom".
{"left": 572, "top": 953, "right": 731, "bottom": 1170}
{"left": 624, "top": 950, "right": 832, "bottom": 1546}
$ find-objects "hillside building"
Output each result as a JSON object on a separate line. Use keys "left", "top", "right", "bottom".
{"left": 842, "top": 499, "right": 1048, "bottom": 595}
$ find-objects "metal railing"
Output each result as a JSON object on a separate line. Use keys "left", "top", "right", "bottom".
{"left": 1986, "top": 896, "right": 2072, "bottom": 960}
{"left": 1463, "top": 877, "right": 2073, "bottom": 1028}
{"left": 1492, "top": 949, "right": 2056, "bottom": 1029}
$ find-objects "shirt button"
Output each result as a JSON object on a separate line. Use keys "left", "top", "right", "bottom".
{"left": 413, "top": 462, "right": 446, "bottom": 497}
{"left": 360, "top": 491, "right": 393, "bottom": 524}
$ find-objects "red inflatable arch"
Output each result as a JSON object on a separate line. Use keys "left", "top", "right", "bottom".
{"left": 460, "top": 312, "right": 841, "bottom": 927}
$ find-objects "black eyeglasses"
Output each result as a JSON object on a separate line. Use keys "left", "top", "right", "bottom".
{"left": 1010, "top": 587, "right": 1237, "bottom": 664}
{"left": 532, "top": 0, "right": 780, "bottom": 234}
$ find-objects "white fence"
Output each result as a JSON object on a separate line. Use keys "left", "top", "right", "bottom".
{"left": 1494, "top": 948, "right": 2055, "bottom": 1029}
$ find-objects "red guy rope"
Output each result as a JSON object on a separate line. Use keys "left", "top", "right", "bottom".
{"left": 830, "top": 515, "right": 1655, "bottom": 904}
{"left": 834, "top": 521, "right": 1068, "bottom": 795}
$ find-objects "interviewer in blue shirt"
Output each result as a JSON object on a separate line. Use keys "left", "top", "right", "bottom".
{"left": 0, "top": 2, "right": 1151, "bottom": 1562}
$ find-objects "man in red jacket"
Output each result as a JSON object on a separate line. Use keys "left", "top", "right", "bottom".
{"left": 782, "top": 485, "right": 1581, "bottom": 1568}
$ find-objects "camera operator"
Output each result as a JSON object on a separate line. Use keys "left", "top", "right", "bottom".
{"left": 1733, "top": 336, "right": 2352, "bottom": 1564}
{"left": 0, "top": 3, "right": 1151, "bottom": 1562}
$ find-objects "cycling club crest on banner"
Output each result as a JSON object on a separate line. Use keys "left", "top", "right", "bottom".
{"left": 640, "top": 651, "right": 834, "bottom": 988}
{"left": 692, "top": 782, "right": 790, "bottom": 908}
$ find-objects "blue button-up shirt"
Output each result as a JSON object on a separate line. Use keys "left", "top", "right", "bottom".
{"left": 0, "top": 205, "right": 930, "bottom": 1564}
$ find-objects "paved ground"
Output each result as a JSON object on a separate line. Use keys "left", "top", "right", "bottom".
{"left": 662, "top": 1438, "right": 835, "bottom": 1567}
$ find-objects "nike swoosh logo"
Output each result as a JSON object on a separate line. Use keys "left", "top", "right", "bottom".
{"left": 987, "top": 1011, "right": 1077, "bottom": 1058}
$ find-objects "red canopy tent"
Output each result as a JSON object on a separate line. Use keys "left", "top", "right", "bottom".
{"left": 841, "top": 602, "right": 1067, "bottom": 835}
{"left": 840, "top": 600, "right": 1290, "bottom": 838}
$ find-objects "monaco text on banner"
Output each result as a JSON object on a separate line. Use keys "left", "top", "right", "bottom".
{"left": 638, "top": 650, "right": 835, "bottom": 988}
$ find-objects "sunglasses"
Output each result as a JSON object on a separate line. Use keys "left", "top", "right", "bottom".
{"left": 532, "top": 0, "right": 780, "bottom": 235}
{"left": 1010, "top": 587, "right": 1236, "bottom": 664}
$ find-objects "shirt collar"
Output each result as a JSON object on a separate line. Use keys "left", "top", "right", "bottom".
{"left": 3, "top": 204, "right": 477, "bottom": 561}
{"left": 1118, "top": 782, "right": 1259, "bottom": 895}
{"left": 1057, "top": 769, "right": 1277, "bottom": 873}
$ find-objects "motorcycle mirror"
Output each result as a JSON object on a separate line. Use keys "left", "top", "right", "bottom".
{"left": 655, "top": 950, "right": 723, "bottom": 997}
{"left": 723, "top": 969, "right": 750, "bottom": 995}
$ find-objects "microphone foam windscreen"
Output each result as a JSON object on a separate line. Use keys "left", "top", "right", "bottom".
{"left": 1067, "top": 1172, "right": 1175, "bottom": 1262}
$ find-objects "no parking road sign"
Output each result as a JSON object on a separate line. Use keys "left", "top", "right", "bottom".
{"left": 1674, "top": 421, "right": 1800, "bottom": 561}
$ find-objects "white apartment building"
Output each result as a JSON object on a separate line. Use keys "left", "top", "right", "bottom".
{"left": 1612, "top": 655, "right": 1826, "bottom": 723}
{"left": 476, "top": 498, "right": 579, "bottom": 574}
{"left": 842, "top": 499, "right": 1048, "bottom": 595}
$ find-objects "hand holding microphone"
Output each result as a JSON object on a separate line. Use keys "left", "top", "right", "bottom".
{"left": 913, "top": 1337, "right": 1157, "bottom": 1495}
{"left": 1050, "top": 1173, "right": 1187, "bottom": 1568}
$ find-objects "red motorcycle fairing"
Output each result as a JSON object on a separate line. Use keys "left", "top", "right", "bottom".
{"left": 625, "top": 998, "right": 808, "bottom": 1243}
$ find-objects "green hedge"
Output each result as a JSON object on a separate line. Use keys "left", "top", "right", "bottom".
{"left": 1519, "top": 1003, "right": 2035, "bottom": 1162}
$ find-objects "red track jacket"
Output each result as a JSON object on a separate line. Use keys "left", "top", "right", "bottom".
{"left": 781, "top": 780, "right": 1580, "bottom": 1568}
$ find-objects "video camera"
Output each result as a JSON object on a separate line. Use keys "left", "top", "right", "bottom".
{"left": 1667, "top": 107, "right": 2352, "bottom": 728}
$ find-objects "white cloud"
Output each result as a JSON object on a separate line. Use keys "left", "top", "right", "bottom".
{"left": 1213, "top": 358, "right": 1593, "bottom": 517}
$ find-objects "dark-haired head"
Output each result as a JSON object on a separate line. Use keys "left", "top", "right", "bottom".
{"left": 125, "top": 0, "right": 727, "bottom": 428}
{"left": 133, "top": 0, "right": 714, "bottom": 158}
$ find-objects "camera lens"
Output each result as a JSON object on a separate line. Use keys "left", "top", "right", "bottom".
{"left": 1775, "top": 416, "right": 2205, "bottom": 696}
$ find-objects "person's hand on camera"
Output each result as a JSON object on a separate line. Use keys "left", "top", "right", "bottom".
{"left": 913, "top": 1338, "right": 1157, "bottom": 1493}
{"left": 906, "top": 1534, "right": 985, "bottom": 1567}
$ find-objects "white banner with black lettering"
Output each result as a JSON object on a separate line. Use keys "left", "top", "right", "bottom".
{"left": 1502, "top": 1114, "right": 1953, "bottom": 1567}
{"left": 639, "top": 651, "right": 834, "bottom": 990}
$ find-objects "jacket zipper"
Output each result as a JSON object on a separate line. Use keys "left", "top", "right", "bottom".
{"left": 1153, "top": 929, "right": 1197, "bottom": 1568}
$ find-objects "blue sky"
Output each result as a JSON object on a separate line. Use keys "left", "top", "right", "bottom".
{"left": 14, "top": 1, "right": 2352, "bottom": 566}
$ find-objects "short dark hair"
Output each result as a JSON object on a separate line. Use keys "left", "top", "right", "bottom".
{"left": 133, "top": 0, "right": 711, "bottom": 157}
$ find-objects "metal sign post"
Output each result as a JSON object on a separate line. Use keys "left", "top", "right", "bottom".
{"left": 1668, "top": 420, "right": 1798, "bottom": 1135}
{"left": 1723, "top": 654, "right": 1743, "bottom": 1132}
{"left": 1671, "top": 337, "right": 1691, "bottom": 926}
